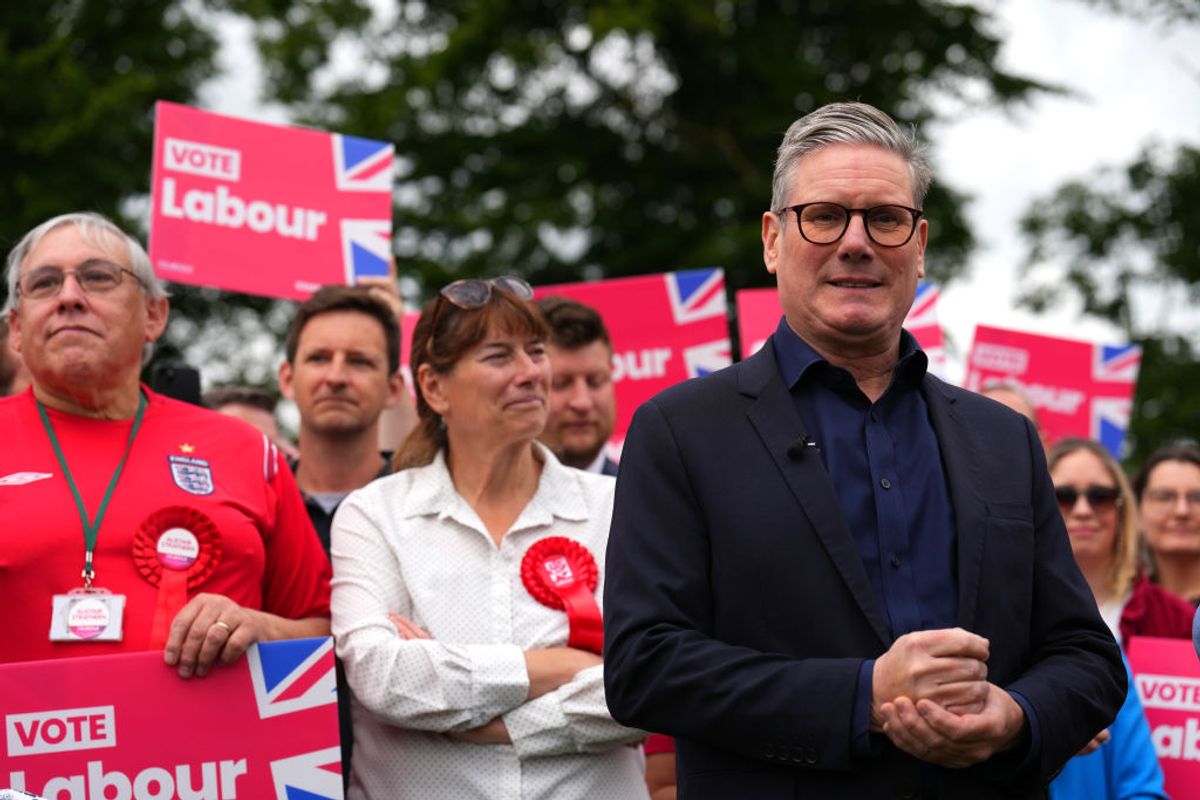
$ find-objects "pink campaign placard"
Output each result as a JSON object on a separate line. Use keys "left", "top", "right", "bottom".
{"left": 734, "top": 283, "right": 946, "bottom": 376}
{"left": 149, "top": 101, "right": 393, "bottom": 301}
{"left": 534, "top": 269, "right": 732, "bottom": 454}
{"left": 1127, "top": 636, "right": 1200, "bottom": 798}
{"left": 962, "top": 325, "right": 1140, "bottom": 455}
{"left": 1, "top": 638, "right": 341, "bottom": 799}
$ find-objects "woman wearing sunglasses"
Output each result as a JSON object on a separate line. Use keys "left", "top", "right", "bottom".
{"left": 1046, "top": 437, "right": 1188, "bottom": 800}
{"left": 329, "top": 277, "right": 647, "bottom": 800}
{"left": 1049, "top": 438, "right": 1193, "bottom": 645}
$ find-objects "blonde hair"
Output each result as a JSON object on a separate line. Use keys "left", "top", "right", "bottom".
{"left": 1047, "top": 438, "right": 1140, "bottom": 599}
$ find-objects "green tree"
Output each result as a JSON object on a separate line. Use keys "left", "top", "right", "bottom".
{"left": 289, "top": 0, "right": 1048, "bottom": 299}
{"left": 1020, "top": 143, "right": 1200, "bottom": 462}
{"left": 3, "top": 1, "right": 1049, "bottom": 388}
{"left": 1017, "top": 0, "right": 1199, "bottom": 463}
{"left": 0, "top": 0, "right": 369, "bottom": 388}
{"left": 0, "top": 1, "right": 218, "bottom": 249}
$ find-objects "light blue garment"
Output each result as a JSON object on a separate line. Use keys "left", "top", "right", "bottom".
{"left": 1049, "top": 654, "right": 1167, "bottom": 800}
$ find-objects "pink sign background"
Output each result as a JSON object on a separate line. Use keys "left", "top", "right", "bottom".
{"left": 1128, "top": 635, "right": 1200, "bottom": 798}
{"left": 1, "top": 638, "right": 341, "bottom": 799}
{"left": 535, "top": 269, "right": 732, "bottom": 453}
{"left": 735, "top": 283, "right": 946, "bottom": 376}
{"left": 963, "top": 324, "right": 1140, "bottom": 455}
{"left": 149, "top": 101, "right": 393, "bottom": 301}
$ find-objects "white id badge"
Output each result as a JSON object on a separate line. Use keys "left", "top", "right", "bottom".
{"left": 49, "top": 588, "right": 125, "bottom": 641}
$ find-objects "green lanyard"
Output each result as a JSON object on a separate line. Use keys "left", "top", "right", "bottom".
{"left": 37, "top": 392, "right": 147, "bottom": 589}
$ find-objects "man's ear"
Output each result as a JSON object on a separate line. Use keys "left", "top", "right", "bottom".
{"left": 8, "top": 309, "right": 22, "bottom": 356}
{"left": 383, "top": 369, "right": 405, "bottom": 409}
{"left": 762, "top": 211, "right": 782, "bottom": 276}
{"left": 914, "top": 218, "right": 928, "bottom": 281}
{"left": 278, "top": 360, "right": 295, "bottom": 401}
{"left": 143, "top": 296, "right": 170, "bottom": 343}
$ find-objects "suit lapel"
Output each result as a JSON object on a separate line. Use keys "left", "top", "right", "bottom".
{"left": 740, "top": 344, "right": 891, "bottom": 647}
{"left": 921, "top": 377, "right": 987, "bottom": 632}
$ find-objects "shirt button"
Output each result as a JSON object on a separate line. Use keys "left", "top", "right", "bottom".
{"left": 880, "top": 478, "right": 892, "bottom": 489}
{"left": 870, "top": 410, "right": 878, "bottom": 422}
{"left": 891, "top": 554, "right": 902, "bottom": 568}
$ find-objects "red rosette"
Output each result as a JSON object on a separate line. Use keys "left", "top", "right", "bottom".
{"left": 132, "top": 506, "right": 222, "bottom": 649}
{"left": 521, "top": 536, "right": 603, "bottom": 654}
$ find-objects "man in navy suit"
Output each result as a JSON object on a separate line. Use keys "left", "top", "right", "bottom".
{"left": 603, "top": 102, "right": 1125, "bottom": 799}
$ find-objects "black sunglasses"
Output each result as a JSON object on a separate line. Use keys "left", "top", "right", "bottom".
{"left": 1054, "top": 485, "right": 1122, "bottom": 513}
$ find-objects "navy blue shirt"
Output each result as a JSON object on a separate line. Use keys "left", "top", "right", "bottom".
{"left": 772, "top": 318, "right": 958, "bottom": 637}
{"left": 772, "top": 318, "right": 1039, "bottom": 773}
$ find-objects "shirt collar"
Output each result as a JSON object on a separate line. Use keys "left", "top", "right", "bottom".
{"left": 401, "top": 442, "right": 591, "bottom": 534}
{"left": 583, "top": 450, "right": 608, "bottom": 475}
{"left": 771, "top": 316, "right": 929, "bottom": 390}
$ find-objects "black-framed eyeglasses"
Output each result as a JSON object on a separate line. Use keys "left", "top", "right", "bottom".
{"left": 17, "top": 262, "right": 145, "bottom": 300}
{"left": 776, "top": 202, "right": 924, "bottom": 247}
{"left": 439, "top": 276, "right": 533, "bottom": 308}
{"left": 1054, "top": 485, "right": 1122, "bottom": 514}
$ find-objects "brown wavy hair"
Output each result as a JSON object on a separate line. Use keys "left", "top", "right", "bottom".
{"left": 393, "top": 285, "right": 548, "bottom": 470}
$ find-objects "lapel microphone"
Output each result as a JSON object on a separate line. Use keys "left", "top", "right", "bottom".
{"left": 787, "top": 436, "right": 818, "bottom": 460}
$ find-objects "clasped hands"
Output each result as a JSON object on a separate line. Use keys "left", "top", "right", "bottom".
{"left": 871, "top": 628, "right": 1026, "bottom": 768}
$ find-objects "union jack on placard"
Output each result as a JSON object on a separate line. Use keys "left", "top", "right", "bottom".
{"left": 1092, "top": 396, "right": 1133, "bottom": 458}
{"left": 247, "top": 637, "right": 337, "bottom": 720}
{"left": 340, "top": 219, "right": 392, "bottom": 282}
{"left": 904, "top": 283, "right": 940, "bottom": 332}
{"left": 666, "top": 269, "right": 727, "bottom": 325}
{"left": 1093, "top": 343, "right": 1141, "bottom": 383}
{"left": 683, "top": 339, "right": 732, "bottom": 378}
{"left": 271, "top": 746, "right": 344, "bottom": 800}
{"left": 332, "top": 134, "right": 394, "bottom": 193}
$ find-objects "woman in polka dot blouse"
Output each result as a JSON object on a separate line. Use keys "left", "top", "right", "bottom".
{"left": 330, "top": 278, "right": 648, "bottom": 800}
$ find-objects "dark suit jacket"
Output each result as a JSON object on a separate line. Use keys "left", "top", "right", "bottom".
{"left": 603, "top": 338, "right": 1125, "bottom": 799}
{"left": 601, "top": 456, "right": 620, "bottom": 477}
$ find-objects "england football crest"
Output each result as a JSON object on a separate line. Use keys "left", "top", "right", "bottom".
{"left": 168, "top": 454, "right": 215, "bottom": 495}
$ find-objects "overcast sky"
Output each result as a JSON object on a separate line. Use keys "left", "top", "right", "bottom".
{"left": 202, "top": 0, "right": 1200, "bottom": 384}
{"left": 932, "top": 0, "right": 1200, "bottom": 380}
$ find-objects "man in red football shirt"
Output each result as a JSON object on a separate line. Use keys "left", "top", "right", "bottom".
{"left": 0, "top": 211, "right": 331, "bottom": 676}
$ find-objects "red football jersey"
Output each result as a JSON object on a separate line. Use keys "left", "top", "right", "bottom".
{"left": 0, "top": 387, "right": 330, "bottom": 664}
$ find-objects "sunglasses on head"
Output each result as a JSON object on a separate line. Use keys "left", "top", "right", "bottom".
{"left": 426, "top": 276, "right": 535, "bottom": 355}
{"left": 439, "top": 276, "right": 533, "bottom": 309}
{"left": 1054, "top": 485, "right": 1121, "bottom": 513}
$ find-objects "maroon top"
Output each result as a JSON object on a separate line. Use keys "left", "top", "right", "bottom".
{"left": 1119, "top": 573, "right": 1195, "bottom": 646}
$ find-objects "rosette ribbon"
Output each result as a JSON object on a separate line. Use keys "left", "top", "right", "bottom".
{"left": 133, "top": 506, "right": 221, "bottom": 648}
{"left": 521, "top": 536, "right": 603, "bottom": 654}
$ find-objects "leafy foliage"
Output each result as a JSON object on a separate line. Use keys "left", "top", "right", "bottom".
{"left": 1020, "top": 143, "right": 1200, "bottom": 461}
{"left": 0, "top": 0, "right": 371, "bottom": 381}
{"left": 2, "top": 0, "right": 1050, "bottom": 388}
{"left": 0, "top": 1, "right": 218, "bottom": 253}
{"left": 287, "top": 0, "right": 1049, "bottom": 298}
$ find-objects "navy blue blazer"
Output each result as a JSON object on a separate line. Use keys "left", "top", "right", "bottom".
{"left": 603, "top": 337, "right": 1124, "bottom": 799}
